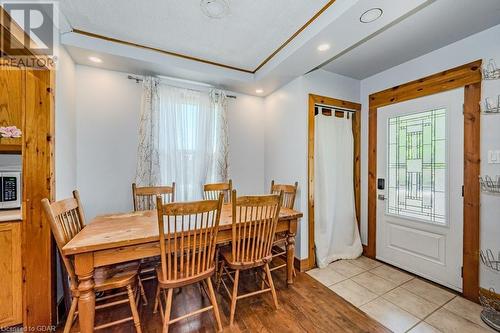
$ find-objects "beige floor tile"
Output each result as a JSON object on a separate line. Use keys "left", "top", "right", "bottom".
{"left": 382, "top": 287, "right": 440, "bottom": 319}
{"left": 329, "top": 279, "right": 378, "bottom": 307}
{"left": 407, "top": 321, "right": 442, "bottom": 333}
{"left": 426, "top": 308, "right": 492, "bottom": 333}
{"left": 360, "top": 298, "right": 420, "bottom": 333}
{"left": 307, "top": 266, "right": 348, "bottom": 286}
{"left": 347, "top": 256, "right": 383, "bottom": 270}
{"left": 401, "top": 278, "right": 455, "bottom": 306}
{"left": 329, "top": 260, "right": 366, "bottom": 278}
{"left": 370, "top": 264, "right": 413, "bottom": 285}
{"left": 444, "top": 296, "right": 494, "bottom": 330}
{"left": 351, "top": 271, "right": 398, "bottom": 295}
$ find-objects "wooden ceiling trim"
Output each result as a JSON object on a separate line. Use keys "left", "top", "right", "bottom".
{"left": 71, "top": 0, "right": 337, "bottom": 74}
{"left": 72, "top": 28, "right": 254, "bottom": 74}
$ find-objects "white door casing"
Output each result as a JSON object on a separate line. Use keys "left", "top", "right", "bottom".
{"left": 376, "top": 88, "right": 464, "bottom": 291}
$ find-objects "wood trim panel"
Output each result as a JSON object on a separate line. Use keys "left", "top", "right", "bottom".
{"left": 22, "top": 69, "right": 55, "bottom": 327}
{"left": 72, "top": 1, "right": 338, "bottom": 74}
{"left": 369, "top": 60, "right": 482, "bottom": 109}
{"left": 310, "top": 94, "right": 362, "bottom": 112}
{"left": 308, "top": 94, "right": 362, "bottom": 269}
{"left": 352, "top": 111, "right": 361, "bottom": 228}
{"left": 365, "top": 106, "right": 377, "bottom": 258}
{"left": 0, "top": 222, "right": 22, "bottom": 328}
{"left": 308, "top": 95, "right": 316, "bottom": 269}
{"left": 462, "top": 82, "right": 481, "bottom": 301}
{"left": 366, "top": 60, "right": 482, "bottom": 302}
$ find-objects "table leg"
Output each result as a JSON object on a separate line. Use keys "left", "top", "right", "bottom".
{"left": 286, "top": 219, "right": 297, "bottom": 285}
{"left": 75, "top": 253, "right": 95, "bottom": 333}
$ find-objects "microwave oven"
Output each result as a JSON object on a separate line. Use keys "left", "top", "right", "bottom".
{"left": 0, "top": 171, "right": 21, "bottom": 209}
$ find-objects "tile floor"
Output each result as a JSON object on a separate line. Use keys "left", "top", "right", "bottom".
{"left": 307, "top": 256, "right": 495, "bottom": 333}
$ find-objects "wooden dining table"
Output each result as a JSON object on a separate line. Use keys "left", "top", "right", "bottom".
{"left": 63, "top": 203, "right": 302, "bottom": 333}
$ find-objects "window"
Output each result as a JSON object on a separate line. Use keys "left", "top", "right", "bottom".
{"left": 386, "top": 108, "right": 447, "bottom": 224}
{"left": 158, "top": 86, "right": 226, "bottom": 201}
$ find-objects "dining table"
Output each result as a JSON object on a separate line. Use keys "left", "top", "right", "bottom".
{"left": 63, "top": 203, "right": 303, "bottom": 333}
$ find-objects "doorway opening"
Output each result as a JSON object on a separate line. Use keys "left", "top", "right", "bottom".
{"left": 307, "top": 94, "right": 362, "bottom": 270}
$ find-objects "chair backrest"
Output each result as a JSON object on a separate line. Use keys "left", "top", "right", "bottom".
{"left": 231, "top": 190, "right": 283, "bottom": 265}
{"left": 156, "top": 194, "right": 223, "bottom": 282}
{"left": 270, "top": 180, "right": 298, "bottom": 209}
{"left": 41, "top": 190, "right": 85, "bottom": 291}
{"left": 132, "top": 183, "right": 175, "bottom": 211}
{"left": 203, "top": 179, "right": 232, "bottom": 203}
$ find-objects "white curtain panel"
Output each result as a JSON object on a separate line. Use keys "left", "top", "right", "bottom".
{"left": 135, "top": 76, "right": 161, "bottom": 187}
{"left": 314, "top": 111, "right": 362, "bottom": 268}
{"left": 157, "top": 85, "right": 228, "bottom": 201}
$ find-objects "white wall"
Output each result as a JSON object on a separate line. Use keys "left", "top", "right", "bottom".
{"left": 54, "top": 45, "right": 76, "bottom": 302}
{"left": 55, "top": 46, "right": 77, "bottom": 199}
{"left": 359, "top": 24, "right": 500, "bottom": 290}
{"left": 75, "top": 65, "right": 265, "bottom": 220}
{"left": 75, "top": 66, "right": 142, "bottom": 220}
{"left": 264, "top": 69, "right": 361, "bottom": 259}
{"left": 227, "top": 94, "right": 265, "bottom": 195}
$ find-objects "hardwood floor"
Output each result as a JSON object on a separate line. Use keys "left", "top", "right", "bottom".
{"left": 60, "top": 268, "right": 389, "bottom": 332}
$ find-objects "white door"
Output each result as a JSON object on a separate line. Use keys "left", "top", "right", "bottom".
{"left": 376, "top": 88, "right": 464, "bottom": 291}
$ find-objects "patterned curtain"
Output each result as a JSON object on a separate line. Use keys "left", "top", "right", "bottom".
{"left": 210, "top": 89, "right": 230, "bottom": 181}
{"left": 135, "top": 76, "right": 161, "bottom": 186}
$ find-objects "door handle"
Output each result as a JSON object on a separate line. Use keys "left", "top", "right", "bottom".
{"left": 378, "top": 194, "right": 386, "bottom": 201}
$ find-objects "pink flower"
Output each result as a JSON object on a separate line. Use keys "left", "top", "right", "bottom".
{"left": 0, "top": 126, "right": 22, "bottom": 138}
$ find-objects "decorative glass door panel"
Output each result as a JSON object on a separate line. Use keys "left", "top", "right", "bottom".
{"left": 387, "top": 108, "right": 447, "bottom": 225}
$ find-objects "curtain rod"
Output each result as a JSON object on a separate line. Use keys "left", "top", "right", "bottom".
{"left": 315, "top": 103, "right": 357, "bottom": 113}
{"left": 127, "top": 75, "right": 237, "bottom": 99}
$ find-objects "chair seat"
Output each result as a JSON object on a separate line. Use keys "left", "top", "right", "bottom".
{"left": 94, "top": 262, "right": 140, "bottom": 292}
{"left": 156, "top": 264, "right": 213, "bottom": 289}
{"left": 220, "top": 246, "right": 271, "bottom": 269}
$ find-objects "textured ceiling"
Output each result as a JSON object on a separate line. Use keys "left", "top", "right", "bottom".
{"left": 59, "top": 0, "right": 330, "bottom": 71}
{"left": 322, "top": 0, "right": 500, "bottom": 79}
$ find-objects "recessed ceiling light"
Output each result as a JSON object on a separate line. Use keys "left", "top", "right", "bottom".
{"left": 255, "top": 89, "right": 264, "bottom": 94}
{"left": 360, "top": 8, "right": 383, "bottom": 23}
{"left": 317, "top": 43, "right": 331, "bottom": 52}
{"left": 88, "top": 56, "right": 102, "bottom": 63}
{"left": 200, "top": 0, "right": 230, "bottom": 19}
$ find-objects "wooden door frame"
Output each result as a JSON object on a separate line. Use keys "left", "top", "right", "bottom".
{"left": 307, "top": 94, "right": 362, "bottom": 270}
{"left": 366, "top": 60, "right": 482, "bottom": 302}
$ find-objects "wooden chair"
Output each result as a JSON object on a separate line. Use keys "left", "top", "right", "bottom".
{"left": 153, "top": 194, "right": 224, "bottom": 333}
{"left": 132, "top": 182, "right": 175, "bottom": 211}
{"left": 132, "top": 182, "right": 176, "bottom": 290}
{"left": 42, "top": 191, "right": 143, "bottom": 333}
{"left": 217, "top": 190, "right": 283, "bottom": 326}
{"left": 203, "top": 179, "right": 232, "bottom": 203}
{"left": 269, "top": 181, "right": 298, "bottom": 276}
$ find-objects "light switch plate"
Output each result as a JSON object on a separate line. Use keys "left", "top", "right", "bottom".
{"left": 488, "top": 150, "right": 500, "bottom": 164}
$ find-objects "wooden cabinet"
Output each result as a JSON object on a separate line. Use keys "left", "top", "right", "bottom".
{"left": 0, "top": 67, "right": 24, "bottom": 153}
{"left": 0, "top": 222, "right": 22, "bottom": 328}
